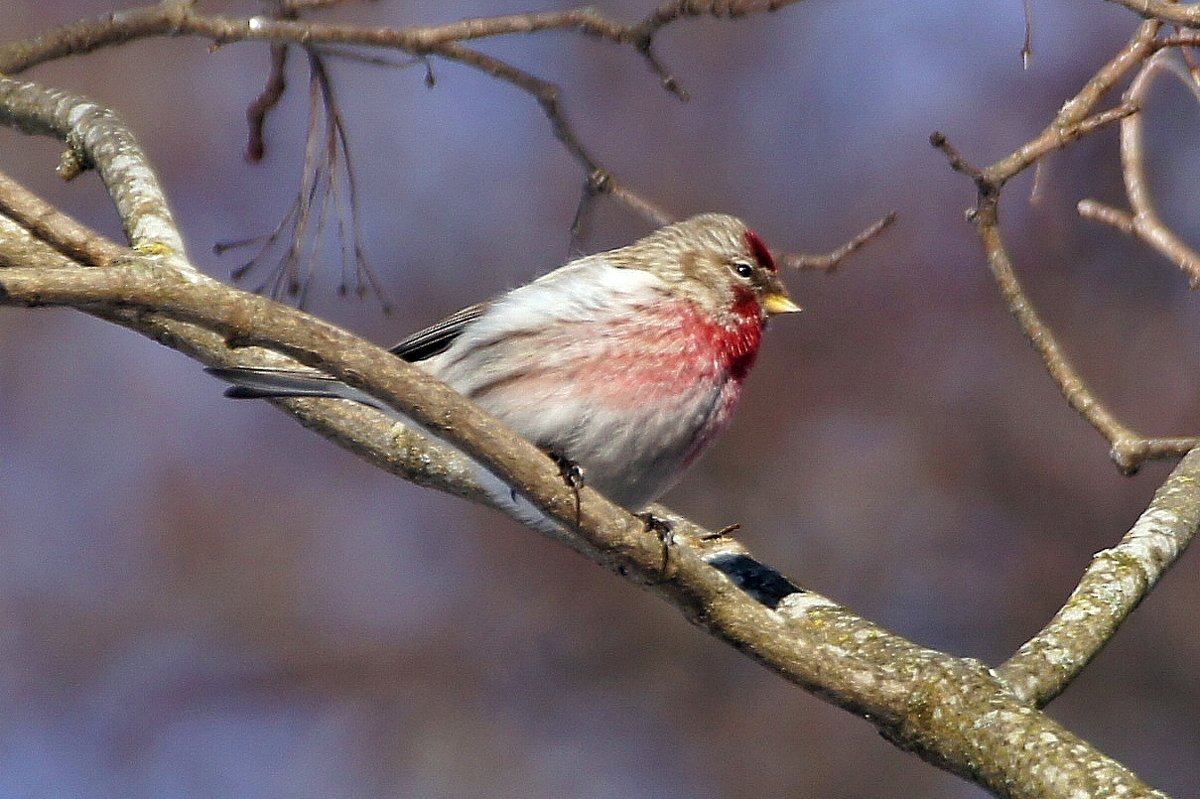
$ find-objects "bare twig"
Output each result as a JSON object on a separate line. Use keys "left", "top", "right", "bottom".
{"left": 220, "top": 50, "right": 393, "bottom": 309}
{"left": 972, "top": 215, "right": 1200, "bottom": 472}
{"left": 1022, "top": 0, "right": 1034, "bottom": 68}
{"left": 568, "top": 169, "right": 676, "bottom": 244}
{"left": 1103, "top": 0, "right": 1200, "bottom": 26}
{"left": 781, "top": 212, "right": 897, "bottom": 273}
{"left": 0, "top": 2, "right": 800, "bottom": 237}
{"left": 980, "top": 103, "right": 1139, "bottom": 188}
{"left": 930, "top": 131, "right": 984, "bottom": 181}
{"left": 931, "top": 20, "right": 1200, "bottom": 473}
{"left": 245, "top": 42, "right": 289, "bottom": 162}
{"left": 0, "top": 2, "right": 834, "bottom": 303}
{"left": 242, "top": 0, "right": 306, "bottom": 163}
{"left": 1076, "top": 198, "right": 1135, "bottom": 233}
{"left": 1080, "top": 50, "right": 1200, "bottom": 284}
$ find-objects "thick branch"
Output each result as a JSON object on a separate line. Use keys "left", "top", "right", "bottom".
{"left": 0, "top": 77, "right": 186, "bottom": 258}
{"left": 997, "top": 447, "right": 1200, "bottom": 705}
{"left": 0, "top": 168, "right": 128, "bottom": 266}
{"left": 0, "top": 249, "right": 1169, "bottom": 798}
{"left": 0, "top": 210, "right": 79, "bottom": 269}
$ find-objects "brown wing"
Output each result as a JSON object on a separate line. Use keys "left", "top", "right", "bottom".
{"left": 389, "top": 302, "right": 489, "bottom": 363}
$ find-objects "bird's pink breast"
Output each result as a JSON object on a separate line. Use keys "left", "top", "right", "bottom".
{"left": 565, "top": 295, "right": 763, "bottom": 406}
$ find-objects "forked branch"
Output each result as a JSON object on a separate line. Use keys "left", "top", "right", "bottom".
{"left": 932, "top": 16, "right": 1200, "bottom": 711}
{"left": 1079, "top": 50, "right": 1200, "bottom": 285}
{"left": 932, "top": 19, "right": 1199, "bottom": 475}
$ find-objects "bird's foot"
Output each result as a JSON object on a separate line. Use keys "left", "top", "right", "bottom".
{"left": 638, "top": 512, "right": 675, "bottom": 573}
{"left": 549, "top": 452, "right": 585, "bottom": 528}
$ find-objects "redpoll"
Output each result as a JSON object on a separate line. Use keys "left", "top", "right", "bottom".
{"left": 210, "top": 213, "right": 800, "bottom": 512}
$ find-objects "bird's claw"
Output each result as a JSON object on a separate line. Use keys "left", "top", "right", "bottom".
{"left": 550, "top": 453, "right": 585, "bottom": 490}
{"left": 550, "top": 452, "right": 585, "bottom": 528}
{"left": 638, "top": 512, "right": 675, "bottom": 573}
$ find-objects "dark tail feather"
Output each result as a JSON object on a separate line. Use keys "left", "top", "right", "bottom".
{"left": 205, "top": 366, "right": 344, "bottom": 401}
{"left": 221, "top": 384, "right": 338, "bottom": 400}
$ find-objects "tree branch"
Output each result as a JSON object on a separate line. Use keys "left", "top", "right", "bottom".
{"left": 0, "top": 168, "right": 127, "bottom": 266}
{"left": 1079, "top": 50, "right": 1200, "bottom": 285}
{"left": 0, "top": 1, "right": 845, "bottom": 265}
{"left": 0, "top": 76, "right": 187, "bottom": 259}
{"left": 0, "top": 200, "right": 1170, "bottom": 798}
{"left": 997, "top": 447, "right": 1200, "bottom": 705}
{"left": 0, "top": 0, "right": 878, "bottom": 286}
{"left": 932, "top": 19, "right": 1200, "bottom": 474}
{"left": 0, "top": 2, "right": 804, "bottom": 77}
{"left": 928, "top": 17, "right": 1200, "bottom": 739}
{"left": 1103, "top": 0, "right": 1200, "bottom": 26}
{"left": 781, "top": 212, "right": 897, "bottom": 273}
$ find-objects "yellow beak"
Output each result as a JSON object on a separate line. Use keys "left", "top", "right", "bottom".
{"left": 762, "top": 292, "right": 802, "bottom": 316}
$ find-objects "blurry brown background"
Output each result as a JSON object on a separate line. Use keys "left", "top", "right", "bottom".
{"left": 2, "top": 1, "right": 1199, "bottom": 796}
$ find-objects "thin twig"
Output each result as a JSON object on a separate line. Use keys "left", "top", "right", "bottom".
{"left": 1081, "top": 50, "right": 1200, "bottom": 285}
{"left": 782, "top": 212, "right": 897, "bottom": 273}
{"left": 222, "top": 49, "right": 393, "bottom": 309}
{"left": 973, "top": 202, "right": 1200, "bottom": 472}
{"left": 1022, "top": 0, "right": 1034, "bottom": 68}
{"left": 1102, "top": 0, "right": 1200, "bottom": 26}
{"left": 0, "top": 168, "right": 128, "bottom": 267}
{"left": 245, "top": 42, "right": 289, "bottom": 162}
{"left": 1076, "top": 199, "right": 1135, "bottom": 233}
{"left": 931, "top": 20, "right": 1198, "bottom": 473}
{"left": 981, "top": 103, "right": 1139, "bottom": 188}
{"left": 0, "top": 2, "right": 798, "bottom": 234}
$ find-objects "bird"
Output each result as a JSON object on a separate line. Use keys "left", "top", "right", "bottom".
{"left": 209, "top": 213, "right": 800, "bottom": 514}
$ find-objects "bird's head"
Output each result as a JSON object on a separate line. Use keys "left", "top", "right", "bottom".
{"left": 611, "top": 213, "right": 801, "bottom": 323}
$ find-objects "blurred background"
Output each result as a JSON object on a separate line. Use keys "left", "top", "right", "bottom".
{"left": 2, "top": 1, "right": 1199, "bottom": 796}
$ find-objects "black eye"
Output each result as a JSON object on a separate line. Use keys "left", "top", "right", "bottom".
{"left": 732, "top": 260, "right": 754, "bottom": 279}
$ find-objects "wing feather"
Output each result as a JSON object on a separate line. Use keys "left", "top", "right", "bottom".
{"left": 389, "top": 302, "right": 489, "bottom": 362}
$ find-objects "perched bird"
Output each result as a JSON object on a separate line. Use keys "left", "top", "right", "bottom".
{"left": 210, "top": 213, "right": 800, "bottom": 512}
